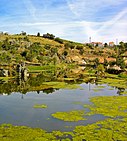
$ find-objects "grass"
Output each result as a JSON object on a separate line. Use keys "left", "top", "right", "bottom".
{"left": 0, "top": 77, "right": 14, "bottom": 81}
{"left": 27, "top": 65, "right": 56, "bottom": 72}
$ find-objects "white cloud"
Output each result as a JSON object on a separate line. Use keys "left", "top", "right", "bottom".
{"left": 65, "top": 0, "right": 127, "bottom": 42}
{"left": 22, "top": 0, "right": 36, "bottom": 19}
{"left": 66, "top": 0, "right": 126, "bottom": 17}
{"left": 0, "top": 0, "right": 127, "bottom": 43}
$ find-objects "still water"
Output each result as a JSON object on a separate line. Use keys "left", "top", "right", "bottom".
{"left": 0, "top": 76, "right": 118, "bottom": 132}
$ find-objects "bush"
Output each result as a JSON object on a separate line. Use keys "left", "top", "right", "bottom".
{"left": 54, "top": 37, "right": 63, "bottom": 44}
{"left": 43, "top": 33, "right": 55, "bottom": 40}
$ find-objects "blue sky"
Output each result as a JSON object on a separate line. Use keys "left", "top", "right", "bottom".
{"left": 0, "top": 0, "right": 127, "bottom": 43}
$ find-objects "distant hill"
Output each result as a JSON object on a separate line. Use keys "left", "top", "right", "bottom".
{"left": 0, "top": 33, "right": 126, "bottom": 68}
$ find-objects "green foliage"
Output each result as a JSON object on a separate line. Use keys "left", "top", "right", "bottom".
{"left": 63, "top": 50, "right": 68, "bottom": 57}
{"left": 96, "top": 64, "right": 105, "bottom": 77}
{"left": 118, "top": 72, "right": 127, "bottom": 78}
{"left": 54, "top": 37, "right": 63, "bottom": 44}
{"left": 21, "top": 31, "right": 27, "bottom": 35}
{"left": 94, "top": 58, "right": 99, "bottom": 67}
{"left": 43, "top": 33, "right": 55, "bottom": 40}
{"left": 64, "top": 42, "right": 75, "bottom": 49}
{"left": 116, "top": 56, "right": 125, "bottom": 69}
{"left": 104, "top": 42, "right": 108, "bottom": 47}
{"left": 37, "top": 32, "right": 40, "bottom": 37}
{"left": 109, "top": 61, "right": 116, "bottom": 66}
{"left": 0, "top": 33, "right": 126, "bottom": 77}
{"left": 104, "top": 58, "right": 108, "bottom": 67}
{"left": 0, "top": 52, "right": 12, "bottom": 63}
{"left": 20, "top": 51, "right": 27, "bottom": 57}
{"left": 44, "top": 44, "right": 51, "bottom": 50}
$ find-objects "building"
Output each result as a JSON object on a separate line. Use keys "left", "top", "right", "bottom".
{"left": 109, "top": 42, "right": 115, "bottom": 47}
{"left": 91, "top": 42, "right": 103, "bottom": 47}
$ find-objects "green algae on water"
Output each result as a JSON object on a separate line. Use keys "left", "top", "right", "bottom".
{"left": 33, "top": 104, "right": 48, "bottom": 109}
{"left": 2, "top": 118, "right": 127, "bottom": 141}
{"left": 84, "top": 96, "right": 127, "bottom": 118}
{"left": 2, "top": 96, "right": 127, "bottom": 140}
{"left": 52, "top": 110, "right": 86, "bottom": 121}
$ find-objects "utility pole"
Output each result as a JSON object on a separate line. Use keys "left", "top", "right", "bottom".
{"left": 89, "top": 37, "right": 91, "bottom": 43}
{"left": 116, "top": 39, "right": 118, "bottom": 46}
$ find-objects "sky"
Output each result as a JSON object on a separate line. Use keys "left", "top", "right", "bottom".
{"left": 0, "top": 0, "right": 127, "bottom": 43}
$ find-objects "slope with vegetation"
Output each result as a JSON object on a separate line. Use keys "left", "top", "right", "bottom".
{"left": 0, "top": 32, "right": 127, "bottom": 74}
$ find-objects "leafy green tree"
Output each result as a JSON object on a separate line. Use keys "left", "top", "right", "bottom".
{"left": 63, "top": 50, "right": 68, "bottom": 57}
{"left": 54, "top": 37, "right": 63, "bottom": 44}
{"left": 104, "top": 43, "right": 108, "bottom": 47}
{"left": 94, "top": 58, "right": 99, "bottom": 67}
{"left": 21, "top": 31, "right": 26, "bottom": 36}
{"left": 76, "top": 45, "right": 84, "bottom": 55}
{"left": 24, "top": 36, "right": 29, "bottom": 42}
{"left": 20, "top": 51, "right": 27, "bottom": 57}
{"left": 43, "top": 33, "right": 55, "bottom": 39}
{"left": 116, "top": 56, "right": 125, "bottom": 69}
{"left": 104, "top": 58, "right": 108, "bottom": 67}
{"left": 96, "top": 64, "right": 105, "bottom": 77}
{"left": 50, "top": 47, "right": 58, "bottom": 56}
{"left": 37, "top": 32, "right": 40, "bottom": 37}
{"left": 44, "top": 44, "right": 51, "bottom": 50}
{"left": 64, "top": 43, "right": 75, "bottom": 49}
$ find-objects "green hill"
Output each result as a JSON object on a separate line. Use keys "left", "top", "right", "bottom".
{"left": 0, "top": 32, "right": 126, "bottom": 70}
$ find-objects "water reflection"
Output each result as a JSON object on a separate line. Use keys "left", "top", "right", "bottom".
{"left": 0, "top": 67, "right": 85, "bottom": 95}
{"left": 0, "top": 67, "right": 125, "bottom": 95}
{"left": 0, "top": 68, "right": 124, "bottom": 132}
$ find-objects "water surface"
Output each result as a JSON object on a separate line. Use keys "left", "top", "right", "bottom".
{"left": 0, "top": 76, "right": 118, "bottom": 131}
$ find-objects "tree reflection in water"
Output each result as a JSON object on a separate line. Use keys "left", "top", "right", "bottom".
{"left": 0, "top": 67, "right": 124, "bottom": 96}
{"left": 0, "top": 67, "right": 87, "bottom": 95}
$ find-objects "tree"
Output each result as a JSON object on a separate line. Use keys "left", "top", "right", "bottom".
{"left": 21, "top": 31, "right": 26, "bottom": 36}
{"left": 63, "top": 50, "right": 68, "bottom": 57}
{"left": 96, "top": 64, "right": 105, "bottom": 77}
{"left": 104, "top": 58, "right": 108, "bottom": 67}
{"left": 43, "top": 33, "right": 55, "bottom": 40}
{"left": 94, "top": 58, "right": 99, "bottom": 68}
{"left": 50, "top": 47, "right": 58, "bottom": 56}
{"left": 64, "top": 43, "right": 75, "bottom": 49}
{"left": 104, "top": 43, "right": 108, "bottom": 47}
{"left": 20, "top": 51, "right": 27, "bottom": 57}
{"left": 116, "top": 56, "right": 125, "bottom": 69}
{"left": 76, "top": 45, "right": 84, "bottom": 55}
{"left": 54, "top": 37, "right": 63, "bottom": 44}
{"left": 37, "top": 32, "right": 40, "bottom": 37}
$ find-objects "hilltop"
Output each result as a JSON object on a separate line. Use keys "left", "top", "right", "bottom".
{"left": 0, "top": 32, "right": 127, "bottom": 69}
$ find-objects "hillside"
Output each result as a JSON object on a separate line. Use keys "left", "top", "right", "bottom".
{"left": 0, "top": 33, "right": 127, "bottom": 69}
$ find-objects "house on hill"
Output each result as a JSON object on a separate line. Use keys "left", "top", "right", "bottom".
{"left": 109, "top": 42, "right": 115, "bottom": 47}
{"left": 91, "top": 42, "right": 103, "bottom": 47}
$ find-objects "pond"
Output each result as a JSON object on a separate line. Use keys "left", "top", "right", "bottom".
{"left": 0, "top": 70, "right": 119, "bottom": 132}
